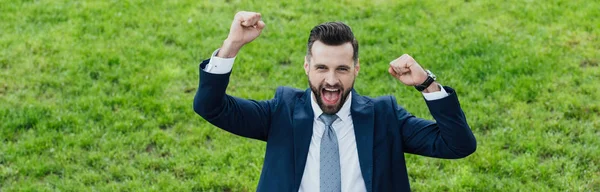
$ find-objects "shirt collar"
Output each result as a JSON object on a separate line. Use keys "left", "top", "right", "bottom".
{"left": 310, "top": 91, "right": 352, "bottom": 122}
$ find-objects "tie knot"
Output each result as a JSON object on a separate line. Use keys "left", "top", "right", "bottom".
{"left": 319, "top": 114, "right": 338, "bottom": 126}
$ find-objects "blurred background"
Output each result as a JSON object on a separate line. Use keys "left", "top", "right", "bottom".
{"left": 0, "top": 0, "right": 598, "bottom": 191}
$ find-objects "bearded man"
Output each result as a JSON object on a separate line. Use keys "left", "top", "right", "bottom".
{"left": 194, "top": 11, "right": 477, "bottom": 192}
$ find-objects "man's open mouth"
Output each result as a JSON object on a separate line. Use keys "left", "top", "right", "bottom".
{"left": 321, "top": 87, "right": 341, "bottom": 105}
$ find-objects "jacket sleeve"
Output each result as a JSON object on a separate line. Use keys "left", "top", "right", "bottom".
{"left": 395, "top": 86, "right": 477, "bottom": 159}
{"left": 193, "top": 59, "right": 278, "bottom": 141}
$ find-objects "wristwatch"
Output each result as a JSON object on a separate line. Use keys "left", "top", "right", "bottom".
{"left": 414, "top": 69, "right": 436, "bottom": 92}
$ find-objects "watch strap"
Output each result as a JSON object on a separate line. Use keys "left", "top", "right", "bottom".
{"left": 414, "top": 70, "right": 436, "bottom": 92}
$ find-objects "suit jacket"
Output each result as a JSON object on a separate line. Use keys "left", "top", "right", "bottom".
{"left": 194, "top": 59, "right": 477, "bottom": 192}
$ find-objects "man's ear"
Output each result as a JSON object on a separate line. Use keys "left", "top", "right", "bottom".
{"left": 354, "top": 58, "right": 360, "bottom": 76}
{"left": 304, "top": 56, "right": 310, "bottom": 75}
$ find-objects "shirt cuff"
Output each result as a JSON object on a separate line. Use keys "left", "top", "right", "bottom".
{"left": 203, "top": 49, "right": 235, "bottom": 74}
{"left": 421, "top": 84, "right": 449, "bottom": 101}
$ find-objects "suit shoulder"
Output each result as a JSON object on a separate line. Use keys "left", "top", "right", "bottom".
{"left": 274, "top": 86, "right": 307, "bottom": 105}
{"left": 364, "top": 95, "right": 396, "bottom": 105}
{"left": 371, "top": 95, "right": 394, "bottom": 102}
{"left": 365, "top": 95, "right": 399, "bottom": 112}
{"left": 275, "top": 86, "right": 305, "bottom": 97}
{"left": 271, "top": 86, "right": 306, "bottom": 111}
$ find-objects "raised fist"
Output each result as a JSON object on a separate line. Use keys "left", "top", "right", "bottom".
{"left": 388, "top": 54, "right": 428, "bottom": 86}
{"left": 217, "top": 11, "right": 265, "bottom": 58}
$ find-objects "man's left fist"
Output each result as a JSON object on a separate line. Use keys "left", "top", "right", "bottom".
{"left": 388, "top": 54, "right": 428, "bottom": 86}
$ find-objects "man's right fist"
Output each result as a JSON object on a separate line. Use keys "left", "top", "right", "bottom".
{"left": 217, "top": 11, "right": 265, "bottom": 58}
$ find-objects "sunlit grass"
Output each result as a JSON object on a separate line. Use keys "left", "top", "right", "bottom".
{"left": 1, "top": 0, "right": 599, "bottom": 191}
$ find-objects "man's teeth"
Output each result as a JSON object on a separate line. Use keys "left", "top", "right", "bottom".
{"left": 324, "top": 88, "right": 339, "bottom": 91}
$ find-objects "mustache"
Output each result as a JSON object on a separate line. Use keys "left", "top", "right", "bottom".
{"left": 320, "top": 84, "right": 342, "bottom": 90}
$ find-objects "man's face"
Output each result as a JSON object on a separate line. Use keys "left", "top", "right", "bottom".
{"left": 304, "top": 41, "right": 360, "bottom": 114}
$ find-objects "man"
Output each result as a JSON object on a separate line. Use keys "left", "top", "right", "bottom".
{"left": 194, "top": 11, "right": 476, "bottom": 192}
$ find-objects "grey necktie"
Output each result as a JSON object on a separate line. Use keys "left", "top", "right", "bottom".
{"left": 319, "top": 114, "right": 341, "bottom": 192}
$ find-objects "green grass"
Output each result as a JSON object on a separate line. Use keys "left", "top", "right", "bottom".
{"left": 1, "top": 0, "right": 599, "bottom": 191}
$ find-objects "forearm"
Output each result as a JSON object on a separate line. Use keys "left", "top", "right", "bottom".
{"left": 193, "top": 11, "right": 271, "bottom": 140}
{"left": 193, "top": 59, "right": 273, "bottom": 141}
{"left": 422, "top": 82, "right": 441, "bottom": 93}
{"left": 425, "top": 86, "right": 476, "bottom": 157}
{"left": 193, "top": 62, "right": 231, "bottom": 119}
{"left": 216, "top": 39, "right": 243, "bottom": 58}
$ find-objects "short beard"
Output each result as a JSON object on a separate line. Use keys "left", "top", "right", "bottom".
{"left": 309, "top": 78, "right": 353, "bottom": 115}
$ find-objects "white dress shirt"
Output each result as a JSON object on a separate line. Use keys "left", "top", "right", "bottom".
{"left": 299, "top": 92, "right": 366, "bottom": 192}
{"left": 204, "top": 49, "right": 449, "bottom": 191}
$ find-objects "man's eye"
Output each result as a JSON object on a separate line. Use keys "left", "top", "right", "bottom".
{"left": 316, "top": 66, "right": 325, "bottom": 70}
{"left": 338, "top": 68, "right": 349, "bottom": 71}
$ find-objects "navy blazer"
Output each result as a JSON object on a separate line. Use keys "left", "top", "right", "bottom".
{"left": 194, "top": 59, "right": 476, "bottom": 192}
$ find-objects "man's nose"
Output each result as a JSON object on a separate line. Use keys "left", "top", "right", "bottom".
{"left": 324, "top": 72, "right": 338, "bottom": 86}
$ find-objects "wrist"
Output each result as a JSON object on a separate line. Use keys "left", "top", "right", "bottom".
{"left": 422, "top": 82, "right": 441, "bottom": 93}
{"left": 414, "top": 69, "right": 437, "bottom": 92}
{"left": 216, "top": 39, "right": 243, "bottom": 58}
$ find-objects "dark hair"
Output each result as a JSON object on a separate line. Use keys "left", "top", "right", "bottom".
{"left": 307, "top": 22, "right": 359, "bottom": 64}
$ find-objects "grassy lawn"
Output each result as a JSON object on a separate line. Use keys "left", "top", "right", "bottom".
{"left": 1, "top": 0, "right": 599, "bottom": 191}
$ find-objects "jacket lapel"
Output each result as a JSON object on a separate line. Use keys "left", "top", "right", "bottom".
{"left": 292, "top": 89, "right": 315, "bottom": 191}
{"left": 351, "top": 90, "right": 374, "bottom": 192}
{"left": 291, "top": 89, "right": 374, "bottom": 191}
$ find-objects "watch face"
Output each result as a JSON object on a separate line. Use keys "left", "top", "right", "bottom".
{"left": 426, "top": 70, "right": 436, "bottom": 80}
